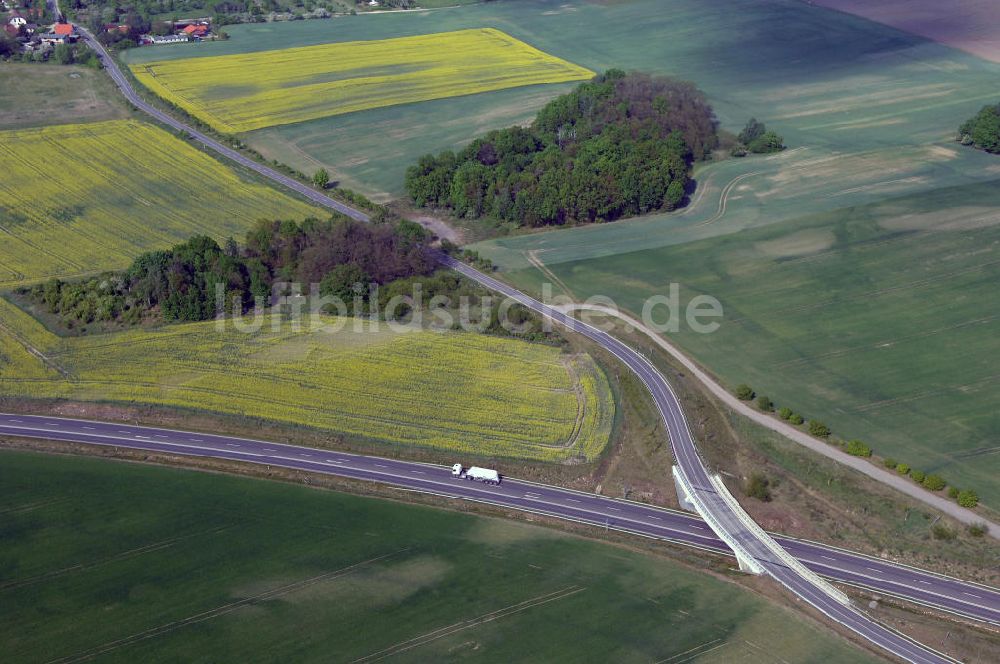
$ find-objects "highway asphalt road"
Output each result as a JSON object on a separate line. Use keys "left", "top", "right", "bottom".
{"left": 2, "top": 413, "right": 998, "bottom": 633}
{"left": 76, "top": 33, "right": 972, "bottom": 663}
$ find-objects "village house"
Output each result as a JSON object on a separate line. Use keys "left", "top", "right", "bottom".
{"left": 181, "top": 23, "right": 209, "bottom": 39}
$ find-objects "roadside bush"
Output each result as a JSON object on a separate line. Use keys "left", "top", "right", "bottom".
{"left": 922, "top": 475, "right": 946, "bottom": 491}
{"left": 882, "top": 457, "right": 897, "bottom": 469}
{"left": 948, "top": 486, "right": 960, "bottom": 499}
{"left": 967, "top": 523, "right": 988, "bottom": 537}
{"left": 788, "top": 414, "right": 804, "bottom": 425}
{"left": 756, "top": 395, "right": 774, "bottom": 412}
{"left": 895, "top": 463, "right": 910, "bottom": 475}
{"left": 807, "top": 420, "right": 830, "bottom": 438}
{"left": 957, "top": 489, "right": 979, "bottom": 508}
{"left": 745, "top": 473, "right": 772, "bottom": 502}
{"left": 845, "top": 439, "right": 872, "bottom": 457}
{"left": 777, "top": 407, "right": 792, "bottom": 420}
{"left": 910, "top": 469, "right": 926, "bottom": 484}
{"left": 735, "top": 384, "right": 754, "bottom": 401}
{"left": 931, "top": 524, "right": 956, "bottom": 541}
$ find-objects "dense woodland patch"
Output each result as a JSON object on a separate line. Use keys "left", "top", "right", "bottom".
{"left": 405, "top": 70, "right": 719, "bottom": 227}
{"left": 18, "top": 216, "right": 556, "bottom": 342}
{"left": 20, "top": 215, "right": 436, "bottom": 326}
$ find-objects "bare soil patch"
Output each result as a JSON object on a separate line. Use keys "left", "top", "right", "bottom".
{"left": 811, "top": 0, "right": 1000, "bottom": 64}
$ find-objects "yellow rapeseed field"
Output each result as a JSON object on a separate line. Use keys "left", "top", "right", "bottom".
{"left": 0, "top": 120, "right": 323, "bottom": 289}
{"left": 131, "top": 28, "right": 594, "bottom": 133}
{"left": 0, "top": 306, "right": 615, "bottom": 462}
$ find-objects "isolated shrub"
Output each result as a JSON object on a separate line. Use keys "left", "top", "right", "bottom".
{"left": 931, "top": 524, "right": 956, "bottom": 541}
{"left": 748, "top": 130, "right": 785, "bottom": 154}
{"left": 967, "top": 523, "right": 988, "bottom": 537}
{"left": 777, "top": 407, "right": 792, "bottom": 420}
{"left": 845, "top": 439, "right": 872, "bottom": 457}
{"left": 895, "top": 463, "right": 910, "bottom": 475}
{"left": 910, "top": 470, "right": 926, "bottom": 484}
{"left": 957, "top": 489, "right": 979, "bottom": 508}
{"left": 807, "top": 420, "right": 830, "bottom": 438}
{"left": 882, "top": 457, "right": 897, "bottom": 469}
{"left": 922, "top": 475, "right": 946, "bottom": 491}
{"left": 735, "top": 384, "right": 755, "bottom": 401}
{"left": 788, "top": 414, "right": 804, "bottom": 425}
{"left": 756, "top": 395, "right": 774, "bottom": 412}
{"left": 948, "top": 486, "right": 960, "bottom": 499}
{"left": 745, "top": 473, "right": 772, "bottom": 502}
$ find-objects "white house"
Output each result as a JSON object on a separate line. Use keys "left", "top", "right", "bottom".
{"left": 8, "top": 15, "right": 26, "bottom": 27}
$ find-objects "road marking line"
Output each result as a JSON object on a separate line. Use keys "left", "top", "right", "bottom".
{"left": 375, "top": 464, "right": 388, "bottom": 468}
{"left": 327, "top": 459, "right": 343, "bottom": 464}
{"left": 566, "top": 498, "right": 580, "bottom": 503}
{"left": 866, "top": 567, "right": 881, "bottom": 572}
{"left": 607, "top": 507, "right": 620, "bottom": 512}
{"left": 918, "top": 580, "right": 933, "bottom": 585}
{"left": 188, "top": 438, "right": 203, "bottom": 442}
{"left": 82, "top": 426, "right": 96, "bottom": 430}
{"left": 155, "top": 435, "right": 168, "bottom": 439}
{"left": 264, "top": 448, "right": 276, "bottom": 452}
{"left": 10, "top": 419, "right": 22, "bottom": 423}
{"left": 411, "top": 470, "right": 425, "bottom": 475}
{"left": 648, "top": 516, "right": 661, "bottom": 520}
{"left": 134, "top": 435, "right": 149, "bottom": 439}
{"left": 963, "top": 592, "right": 980, "bottom": 598}
{"left": 227, "top": 444, "right": 241, "bottom": 448}
{"left": 821, "top": 555, "right": 836, "bottom": 561}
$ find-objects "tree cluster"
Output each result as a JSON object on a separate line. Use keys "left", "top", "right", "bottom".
{"left": 730, "top": 118, "right": 785, "bottom": 157}
{"left": 959, "top": 103, "right": 1000, "bottom": 153}
{"left": 406, "top": 70, "right": 719, "bottom": 227}
{"left": 21, "top": 215, "right": 436, "bottom": 329}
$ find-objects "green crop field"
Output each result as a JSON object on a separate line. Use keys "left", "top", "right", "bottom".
{"left": 0, "top": 298, "right": 613, "bottom": 462}
{"left": 0, "top": 120, "right": 323, "bottom": 289}
{"left": 0, "top": 450, "right": 875, "bottom": 663}
{"left": 120, "top": 0, "right": 1000, "bottom": 201}
{"left": 493, "top": 180, "right": 1000, "bottom": 503}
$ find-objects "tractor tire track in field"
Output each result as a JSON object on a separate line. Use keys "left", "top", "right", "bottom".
{"left": 0, "top": 525, "right": 237, "bottom": 592}
{"left": 351, "top": 585, "right": 586, "bottom": 663}
{"left": 0, "top": 317, "right": 70, "bottom": 379}
{"left": 694, "top": 171, "right": 761, "bottom": 228}
{"left": 48, "top": 549, "right": 408, "bottom": 664}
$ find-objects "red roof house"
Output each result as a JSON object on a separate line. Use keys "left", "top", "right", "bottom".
{"left": 182, "top": 24, "right": 208, "bottom": 37}
{"left": 53, "top": 22, "right": 73, "bottom": 35}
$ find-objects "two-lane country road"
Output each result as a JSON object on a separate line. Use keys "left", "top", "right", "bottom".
{"left": 74, "top": 32, "right": 972, "bottom": 663}
{"left": 2, "top": 414, "right": 998, "bottom": 631}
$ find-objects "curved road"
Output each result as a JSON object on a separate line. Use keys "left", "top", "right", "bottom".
{"left": 2, "top": 413, "right": 997, "bottom": 631}
{"left": 73, "top": 30, "right": 972, "bottom": 663}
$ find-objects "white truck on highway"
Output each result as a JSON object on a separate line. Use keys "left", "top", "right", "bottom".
{"left": 452, "top": 464, "right": 501, "bottom": 485}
